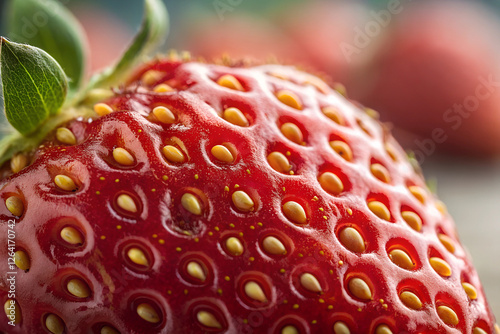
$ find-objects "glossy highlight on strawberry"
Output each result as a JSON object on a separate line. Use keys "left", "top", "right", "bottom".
{"left": 0, "top": 57, "right": 498, "bottom": 333}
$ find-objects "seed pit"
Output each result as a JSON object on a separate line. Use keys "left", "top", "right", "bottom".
{"left": 429, "top": 256, "right": 452, "bottom": 277}
{"left": 332, "top": 321, "right": 350, "bottom": 334}
{"left": 232, "top": 190, "right": 255, "bottom": 212}
{"left": 122, "top": 242, "right": 153, "bottom": 272}
{"left": 14, "top": 249, "right": 30, "bottom": 271}
{"left": 280, "top": 123, "right": 304, "bottom": 145}
{"left": 223, "top": 107, "right": 249, "bottom": 127}
{"left": 237, "top": 273, "right": 273, "bottom": 308}
{"left": 347, "top": 277, "right": 372, "bottom": 301}
{"left": 224, "top": 236, "right": 244, "bottom": 256}
{"left": 322, "top": 106, "right": 345, "bottom": 125}
{"left": 436, "top": 305, "right": 459, "bottom": 327}
{"left": 261, "top": 235, "right": 287, "bottom": 256}
{"left": 276, "top": 90, "right": 303, "bottom": 110}
{"left": 60, "top": 226, "right": 84, "bottom": 246}
{"left": 45, "top": 313, "right": 65, "bottom": 334}
{"left": 329, "top": 140, "right": 353, "bottom": 162}
{"left": 367, "top": 200, "right": 391, "bottom": 221}
{"left": 152, "top": 106, "right": 176, "bottom": 124}
{"left": 217, "top": 74, "right": 244, "bottom": 91}
{"left": 282, "top": 201, "right": 307, "bottom": 225}
{"left": 318, "top": 172, "right": 344, "bottom": 195}
{"left": 116, "top": 193, "right": 139, "bottom": 215}
{"left": 401, "top": 209, "right": 423, "bottom": 232}
{"left": 370, "top": 162, "right": 391, "bottom": 183}
{"left": 267, "top": 152, "right": 292, "bottom": 174}
{"left": 66, "top": 277, "right": 91, "bottom": 299}
{"left": 5, "top": 196, "right": 24, "bottom": 217}
{"left": 338, "top": 226, "right": 365, "bottom": 253}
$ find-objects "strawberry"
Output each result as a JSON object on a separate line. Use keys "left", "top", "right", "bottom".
{"left": 0, "top": 0, "right": 498, "bottom": 333}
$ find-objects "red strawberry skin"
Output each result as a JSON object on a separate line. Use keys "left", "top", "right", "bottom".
{"left": 0, "top": 59, "right": 497, "bottom": 333}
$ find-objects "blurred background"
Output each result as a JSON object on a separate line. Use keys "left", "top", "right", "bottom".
{"left": 1, "top": 0, "right": 500, "bottom": 319}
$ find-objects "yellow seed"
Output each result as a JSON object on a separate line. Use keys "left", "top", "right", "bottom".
{"left": 94, "top": 103, "right": 113, "bottom": 116}
{"left": 186, "top": 261, "right": 206, "bottom": 281}
{"left": 267, "top": 152, "right": 291, "bottom": 173}
{"left": 438, "top": 234, "right": 455, "bottom": 253}
{"left": 303, "top": 77, "right": 329, "bottom": 94}
{"left": 276, "top": 90, "right": 303, "bottom": 110}
{"left": 333, "top": 321, "right": 350, "bottom": 334}
{"left": 368, "top": 201, "right": 391, "bottom": 221}
{"left": 101, "top": 326, "right": 120, "bottom": 334}
{"left": 435, "top": 200, "right": 448, "bottom": 215}
{"left": 339, "top": 227, "right": 365, "bottom": 253}
{"left": 54, "top": 175, "right": 77, "bottom": 192}
{"left": 127, "top": 247, "right": 149, "bottom": 267}
{"left": 348, "top": 277, "right": 372, "bottom": 300}
{"left": 389, "top": 249, "right": 415, "bottom": 270}
{"left": 370, "top": 164, "right": 391, "bottom": 183}
{"left": 282, "top": 201, "right": 307, "bottom": 224}
{"left": 5, "top": 196, "right": 24, "bottom": 217}
{"left": 10, "top": 154, "right": 28, "bottom": 174}
{"left": 282, "top": 325, "right": 299, "bottom": 334}
{"left": 409, "top": 185, "right": 426, "bottom": 204}
{"left": 141, "top": 70, "right": 163, "bottom": 85}
{"left": 437, "top": 305, "right": 459, "bottom": 326}
{"left": 113, "top": 148, "right": 135, "bottom": 166}
{"left": 300, "top": 273, "right": 322, "bottom": 293}
{"left": 45, "top": 313, "right": 65, "bottom": 334}
{"left": 60, "top": 226, "right": 84, "bottom": 245}
{"left": 318, "top": 172, "right": 344, "bottom": 195}
{"left": 232, "top": 191, "right": 254, "bottom": 212}
{"left": 330, "top": 141, "right": 353, "bottom": 161}
{"left": 384, "top": 144, "right": 398, "bottom": 162}
{"left": 244, "top": 281, "right": 268, "bottom": 302}
{"left": 399, "top": 291, "right": 422, "bottom": 310}
{"left": 67, "top": 278, "right": 91, "bottom": 298}
{"left": 211, "top": 145, "right": 234, "bottom": 163}
{"left": 217, "top": 74, "right": 244, "bottom": 91}
{"left": 495, "top": 324, "right": 500, "bottom": 334}
{"left": 323, "top": 106, "right": 345, "bottom": 125}
{"left": 401, "top": 211, "right": 422, "bottom": 232}
{"left": 375, "top": 324, "right": 393, "bottom": 334}
{"left": 4, "top": 299, "right": 22, "bottom": 324}
{"left": 152, "top": 106, "right": 176, "bottom": 124}
{"left": 429, "top": 257, "right": 452, "bottom": 277}
{"left": 197, "top": 310, "right": 222, "bottom": 329}
{"left": 281, "top": 123, "right": 303, "bottom": 144}
{"left": 117, "top": 194, "right": 138, "bottom": 213}
{"left": 262, "top": 236, "right": 286, "bottom": 255}
{"left": 223, "top": 107, "right": 249, "bottom": 127}
{"left": 225, "top": 237, "right": 244, "bottom": 256}
{"left": 181, "top": 193, "right": 202, "bottom": 215}
{"left": 162, "top": 145, "right": 185, "bottom": 163}
{"left": 153, "top": 83, "right": 174, "bottom": 93}
{"left": 473, "top": 327, "right": 488, "bottom": 334}
{"left": 14, "top": 250, "right": 30, "bottom": 271}
{"left": 137, "top": 303, "right": 160, "bottom": 323}
{"left": 56, "top": 127, "right": 77, "bottom": 145}
{"left": 462, "top": 282, "right": 477, "bottom": 300}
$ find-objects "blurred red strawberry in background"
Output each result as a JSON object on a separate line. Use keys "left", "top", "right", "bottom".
{"left": 352, "top": 0, "right": 500, "bottom": 159}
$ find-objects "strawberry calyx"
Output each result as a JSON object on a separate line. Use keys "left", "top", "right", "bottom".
{"left": 0, "top": 0, "right": 168, "bottom": 167}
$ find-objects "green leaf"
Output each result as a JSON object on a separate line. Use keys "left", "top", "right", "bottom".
{"left": 87, "top": 0, "right": 169, "bottom": 91}
{"left": 0, "top": 38, "right": 68, "bottom": 135}
{"left": 5, "top": 0, "right": 86, "bottom": 94}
